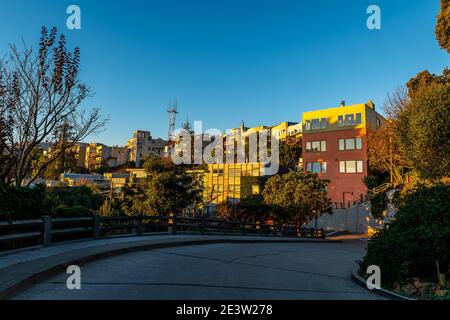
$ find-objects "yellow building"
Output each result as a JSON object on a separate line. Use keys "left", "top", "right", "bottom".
{"left": 203, "top": 163, "right": 264, "bottom": 205}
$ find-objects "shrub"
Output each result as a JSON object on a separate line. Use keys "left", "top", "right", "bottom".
{"left": 0, "top": 185, "right": 48, "bottom": 221}
{"left": 360, "top": 183, "right": 450, "bottom": 288}
{"left": 0, "top": 185, "right": 103, "bottom": 221}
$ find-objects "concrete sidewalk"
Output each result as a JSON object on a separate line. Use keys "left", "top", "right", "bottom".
{"left": 0, "top": 234, "right": 338, "bottom": 299}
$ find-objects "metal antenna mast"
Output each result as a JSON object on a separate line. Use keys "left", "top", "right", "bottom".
{"left": 167, "top": 98, "right": 178, "bottom": 141}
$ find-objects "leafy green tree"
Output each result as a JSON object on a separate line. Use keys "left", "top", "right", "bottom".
{"left": 397, "top": 82, "right": 450, "bottom": 180}
{"left": 406, "top": 68, "right": 449, "bottom": 99}
{"left": 129, "top": 155, "right": 204, "bottom": 216}
{"left": 436, "top": 0, "right": 450, "bottom": 54}
{"left": 279, "top": 141, "right": 302, "bottom": 172}
{"left": 360, "top": 183, "right": 450, "bottom": 288}
{"left": 262, "top": 171, "right": 331, "bottom": 225}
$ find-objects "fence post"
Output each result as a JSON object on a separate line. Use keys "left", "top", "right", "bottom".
{"left": 93, "top": 214, "right": 100, "bottom": 239}
{"left": 222, "top": 220, "right": 227, "bottom": 235}
{"left": 168, "top": 214, "right": 176, "bottom": 234}
{"left": 135, "top": 214, "right": 143, "bottom": 236}
{"left": 42, "top": 215, "right": 52, "bottom": 246}
{"left": 200, "top": 217, "right": 205, "bottom": 234}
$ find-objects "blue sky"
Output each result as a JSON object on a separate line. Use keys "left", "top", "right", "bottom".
{"left": 0, "top": 0, "right": 448, "bottom": 145}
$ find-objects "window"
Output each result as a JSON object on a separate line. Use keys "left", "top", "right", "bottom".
{"left": 311, "top": 119, "right": 320, "bottom": 130}
{"left": 306, "top": 162, "right": 327, "bottom": 174}
{"left": 338, "top": 113, "right": 362, "bottom": 127}
{"left": 339, "top": 139, "right": 345, "bottom": 151}
{"left": 312, "top": 141, "right": 320, "bottom": 152}
{"left": 312, "top": 162, "right": 321, "bottom": 173}
{"left": 356, "top": 137, "right": 362, "bottom": 149}
{"left": 306, "top": 118, "right": 326, "bottom": 130}
{"left": 376, "top": 118, "right": 381, "bottom": 128}
{"left": 306, "top": 140, "right": 326, "bottom": 152}
{"left": 339, "top": 160, "right": 364, "bottom": 174}
{"left": 305, "top": 121, "right": 311, "bottom": 131}
{"left": 357, "top": 161, "right": 363, "bottom": 173}
{"left": 345, "top": 138, "right": 355, "bottom": 150}
{"left": 339, "top": 161, "right": 346, "bottom": 173}
{"left": 346, "top": 161, "right": 356, "bottom": 173}
{"left": 338, "top": 138, "right": 363, "bottom": 151}
{"left": 344, "top": 114, "right": 354, "bottom": 126}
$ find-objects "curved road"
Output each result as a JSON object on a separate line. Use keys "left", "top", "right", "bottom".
{"left": 15, "top": 238, "right": 383, "bottom": 300}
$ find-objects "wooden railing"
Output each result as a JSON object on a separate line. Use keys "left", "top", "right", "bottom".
{"left": 0, "top": 215, "right": 325, "bottom": 251}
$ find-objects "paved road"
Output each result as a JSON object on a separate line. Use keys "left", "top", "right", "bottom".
{"left": 14, "top": 239, "right": 382, "bottom": 300}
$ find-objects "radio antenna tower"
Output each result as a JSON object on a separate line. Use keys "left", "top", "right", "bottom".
{"left": 167, "top": 98, "right": 178, "bottom": 141}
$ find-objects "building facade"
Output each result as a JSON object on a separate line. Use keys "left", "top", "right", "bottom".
{"left": 302, "top": 101, "right": 385, "bottom": 205}
{"left": 203, "top": 163, "right": 265, "bottom": 205}
{"left": 126, "top": 130, "right": 166, "bottom": 167}
{"left": 84, "top": 143, "right": 112, "bottom": 170}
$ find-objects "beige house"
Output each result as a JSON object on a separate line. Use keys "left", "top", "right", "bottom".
{"left": 126, "top": 130, "right": 166, "bottom": 167}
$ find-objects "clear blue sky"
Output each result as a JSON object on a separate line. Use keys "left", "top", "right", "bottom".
{"left": 0, "top": 0, "right": 448, "bottom": 145}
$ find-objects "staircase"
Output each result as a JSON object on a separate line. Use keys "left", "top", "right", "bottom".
{"left": 329, "top": 182, "right": 392, "bottom": 210}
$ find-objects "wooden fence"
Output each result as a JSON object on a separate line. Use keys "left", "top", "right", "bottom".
{"left": 0, "top": 215, "right": 324, "bottom": 251}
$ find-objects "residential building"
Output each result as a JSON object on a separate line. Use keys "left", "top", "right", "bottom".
{"left": 60, "top": 173, "right": 109, "bottom": 188}
{"left": 72, "top": 143, "right": 88, "bottom": 168}
{"left": 104, "top": 172, "right": 130, "bottom": 189}
{"left": 126, "top": 168, "right": 149, "bottom": 188}
{"left": 203, "top": 163, "right": 265, "bottom": 206}
{"left": 105, "top": 146, "right": 130, "bottom": 168}
{"left": 126, "top": 130, "right": 166, "bottom": 167}
{"left": 302, "top": 100, "right": 385, "bottom": 205}
{"left": 84, "top": 143, "right": 112, "bottom": 170}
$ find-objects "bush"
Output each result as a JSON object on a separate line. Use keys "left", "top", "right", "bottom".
{"left": 45, "top": 186, "right": 103, "bottom": 213}
{"left": 0, "top": 185, "right": 48, "bottom": 221}
{"left": 0, "top": 185, "right": 103, "bottom": 221}
{"left": 360, "top": 183, "right": 450, "bottom": 288}
{"left": 216, "top": 201, "right": 273, "bottom": 223}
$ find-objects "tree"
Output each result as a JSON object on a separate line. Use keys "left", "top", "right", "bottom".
{"left": 0, "top": 27, "right": 105, "bottom": 187}
{"left": 215, "top": 201, "right": 272, "bottom": 223}
{"left": 279, "top": 140, "right": 302, "bottom": 172}
{"left": 406, "top": 68, "right": 449, "bottom": 99}
{"left": 262, "top": 171, "right": 331, "bottom": 225}
{"left": 130, "top": 155, "right": 204, "bottom": 216}
{"left": 367, "top": 87, "right": 411, "bottom": 185}
{"left": 360, "top": 183, "right": 450, "bottom": 288}
{"left": 397, "top": 82, "right": 450, "bottom": 180}
{"left": 436, "top": 0, "right": 450, "bottom": 54}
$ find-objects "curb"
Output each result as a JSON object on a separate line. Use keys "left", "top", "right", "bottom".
{"left": 0, "top": 236, "right": 340, "bottom": 300}
{"left": 351, "top": 264, "right": 416, "bottom": 300}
